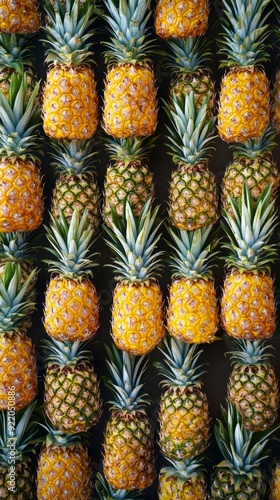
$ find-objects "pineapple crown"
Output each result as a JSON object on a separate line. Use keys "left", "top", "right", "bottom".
{"left": 221, "top": 183, "right": 278, "bottom": 272}
{"left": 104, "top": 134, "right": 158, "bottom": 164}
{"left": 41, "top": 338, "right": 93, "bottom": 367}
{"left": 103, "top": 197, "right": 164, "bottom": 283}
{"left": 42, "top": 0, "right": 99, "bottom": 66}
{"left": 0, "top": 401, "right": 41, "bottom": 467}
{"left": 101, "top": 0, "right": 156, "bottom": 64}
{"left": 165, "top": 223, "right": 220, "bottom": 280}
{"left": 44, "top": 208, "right": 99, "bottom": 278}
{"left": 0, "top": 263, "right": 36, "bottom": 334}
{"left": 218, "top": 0, "right": 271, "bottom": 67}
{"left": 160, "top": 453, "right": 207, "bottom": 481}
{"left": 214, "top": 402, "right": 280, "bottom": 480}
{"left": 0, "top": 230, "right": 40, "bottom": 265}
{"left": 40, "top": 423, "right": 89, "bottom": 449}
{"left": 226, "top": 337, "right": 275, "bottom": 366}
{"left": 0, "top": 33, "right": 35, "bottom": 72}
{"left": 0, "top": 72, "right": 42, "bottom": 162}
{"left": 154, "top": 336, "right": 206, "bottom": 388}
{"left": 103, "top": 343, "right": 150, "bottom": 412}
{"left": 162, "top": 37, "right": 213, "bottom": 74}
{"left": 94, "top": 472, "right": 146, "bottom": 499}
{"left": 230, "top": 125, "right": 278, "bottom": 159}
{"left": 164, "top": 91, "right": 216, "bottom": 166}
{"left": 49, "top": 138, "right": 98, "bottom": 176}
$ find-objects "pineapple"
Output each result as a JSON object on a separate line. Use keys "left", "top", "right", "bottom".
{"left": 0, "top": 230, "right": 39, "bottom": 288}
{"left": 164, "top": 90, "right": 219, "bottom": 230}
{"left": 102, "top": 0, "right": 158, "bottom": 138}
{"left": 102, "top": 343, "right": 156, "bottom": 490}
{"left": 217, "top": 0, "right": 271, "bottom": 142}
{"left": 158, "top": 454, "right": 208, "bottom": 500}
{"left": 41, "top": 0, "right": 99, "bottom": 140}
{"left": 0, "top": 0, "right": 41, "bottom": 33}
{"left": 49, "top": 138, "right": 100, "bottom": 233}
{"left": 42, "top": 338, "right": 103, "bottom": 434}
{"left": 162, "top": 37, "right": 216, "bottom": 119}
{"left": 166, "top": 222, "right": 220, "bottom": 344}
{"left": 210, "top": 402, "right": 279, "bottom": 499}
{"left": 154, "top": 0, "right": 209, "bottom": 38}
{"left": 0, "top": 263, "right": 38, "bottom": 410}
{"left": 226, "top": 338, "right": 279, "bottom": 432}
{"left": 270, "top": 462, "right": 280, "bottom": 500}
{"left": 0, "top": 72, "right": 44, "bottom": 232}
{"left": 37, "top": 427, "right": 93, "bottom": 500}
{"left": 102, "top": 135, "right": 156, "bottom": 227}
{"left": 271, "top": 0, "right": 280, "bottom": 132}
{"left": 43, "top": 209, "right": 99, "bottom": 342}
{"left": 103, "top": 198, "right": 165, "bottom": 355}
{"left": 94, "top": 472, "right": 145, "bottom": 499}
{"left": 221, "top": 126, "right": 280, "bottom": 217}
{"left": 154, "top": 336, "right": 211, "bottom": 460}
{"left": 0, "top": 401, "right": 40, "bottom": 500}
{"left": 220, "top": 184, "right": 278, "bottom": 340}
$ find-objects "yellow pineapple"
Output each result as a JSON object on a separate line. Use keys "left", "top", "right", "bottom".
{"left": 158, "top": 455, "right": 208, "bottom": 500}
{"left": 0, "top": 72, "right": 44, "bottom": 232}
{"left": 270, "top": 462, "right": 280, "bottom": 500}
{"left": 43, "top": 209, "right": 99, "bottom": 342}
{"left": 37, "top": 427, "right": 93, "bottom": 500}
{"left": 0, "top": 263, "right": 38, "bottom": 410}
{"left": 217, "top": 0, "right": 270, "bottom": 142}
{"left": 102, "top": 344, "right": 156, "bottom": 490}
{"left": 0, "top": 0, "right": 41, "bottom": 33}
{"left": 103, "top": 198, "right": 165, "bottom": 355}
{"left": 154, "top": 0, "right": 209, "bottom": 39}
{"left": 41, "top": 0, "right": 99, "bottom": 140}
{"left": 155, "top": 336, "right": 211, "bottom": 460}
{"left": 102, "top": 0, "right": 158, "bottom": 138}
{"left": 271, "top": 0, "right": 280, "bottom": 132}
{"left": 166, "top": 222, "right": 219, "bottom": 343}
{"left": 221, "top": 184, "right": 278, "bottom": 340}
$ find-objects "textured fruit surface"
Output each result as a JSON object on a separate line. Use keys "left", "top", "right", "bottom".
{"left": 158, "top": 470, "right": 207, "bottom": 500}
{"left": 210, "top": 468, "right": 266, "bottom": 499}
{"left": 0, "top": 0, "right": 41, "bottom": 33}
{"left": 154, "top": 0, "right": 209, "bottom": 38}
{"left": 0, "top": 462, "right": 36, "bottom": 500}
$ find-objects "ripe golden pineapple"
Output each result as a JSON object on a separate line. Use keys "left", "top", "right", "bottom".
{"left": 0, "top": 72, "right": 44, "bottom": 232}
{"left": 154, "top": 0, "right": 209, "bottom": 38}
{"left": 155, "top": 336, "right": 211, "bottom": 461}
{"left": 102, "top": 344, "right": 156, "bottom": 490}
{"left": 0, "top": 401, "right": 39, "bottom": 500}
{"left": 221, "top": 126, "right": 280, "bottom": 216}
{"left": 217, "top": 0, "right": 270, "bottom": 142}
{"left": 0, "top": 264, "right": 38, "bottom": 410}
{"left": 42, "top": 338, "right": 102, "bottom": 434}
{"left": 41, "top": 0, "right": 99, "bottom": 140}
{"left": 49, "top": 138, "right": 100, "bottom": 233}
{"left": 37, "top": 428, "right": 93, "bottom": 500}
{"left": 158, "top": 455, "right": 208, "bottom": 500}
{"left": 166, "top": 222, "right": 219, "bottom": 343}
{"left": 102, "top": 136, "right": 156, "bottom": 227}
{"left": 103, "top": 198, "right": 165, "bottom": 355}
{"left": 227, "top": 338, "right": 279, "bottom": 432}
{"left": 271, "top": 0, "right": 280, "bottom": 131}
{"left": 165, "top": 91, "right": 219, "bottom": 230}
{"left": 43, "top": 209, "right": 99, "bottom": 342}
{"left": 221, "top": 184, "right": 278, "bottom": 340}
{"left": 102, "top": 0, "right": 158, "bottom": 138}
{"left": 0, "top": 0, "right": 41, "bottom": 33}
{"left": 270, "top": 463, "right": 280, "bottom": 500}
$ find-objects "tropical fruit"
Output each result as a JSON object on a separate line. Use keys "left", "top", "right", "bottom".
{"left": 154, "top": 0, "right": 209, "bottom": 38}
{"left": 0, "top": 0, "right": 41, "bottom": 33}
{"left": 158, "top": 454, "right": 208, "bottom": 500}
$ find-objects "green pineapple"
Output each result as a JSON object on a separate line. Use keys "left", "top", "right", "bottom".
{"left": 154, "top": 336, "right": 211, "bottom": 461}
{"left": 102, "top": 343, "right": 156, "bottom": 490}
{"left": 164, "top": 91, "right": 218, "bottom": 230}
{"left": 42, "top": 338, "right": 103, "bottom": 434}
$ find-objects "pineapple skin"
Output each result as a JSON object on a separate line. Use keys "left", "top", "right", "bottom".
{"left": 158, "top": 469, "right": 207, "bottom": 500}
{"left": 218, "top": 67, "right": 270, "bottom": 142}
{"left": 0, "top": 462, "right": 36, "bottom": 500}
{"left": 221, "top": 271, "right": 276, "bottom": 340}
{"left": 42, "top": 65, "right": 99, "bottom": 140}
{"left": 102, "top": 62, "right": 158, "bottom": 138}
{"left": 44, "top": 361, "right": 103, "bottom": 434}
{"left": 103, "top": 410, "right": 156, "bottom": 491}
{"left": 270, "top": 463, "right": 280, "bottom": 500}
{"left": 271, "top": 68, "right": 280, "bottom": 133}
{"left": 154, "top": 0, "right": 209, "bottom": 39}
{"left": 0, "top": 331, "right": 38, "bottom": 410}
{"left": 167, "top": 277, "right": 219, "bottom": 344}
{"left": 0, "top": 0, "right": 41, "bottom": 33}
{"left": 210, "top": 468, "right": 266, "bottom": 499}
{"left": 111, "top": 280, "right": 165, "bottom": 355}
{"left": 0, "top": 159, "right": 44, "bottom": 232}
{"left": 170, "top": 69, "right": 216, "bottom": 119}
{"left": 43, "top": 276, "right": 99, "bottom": 342}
